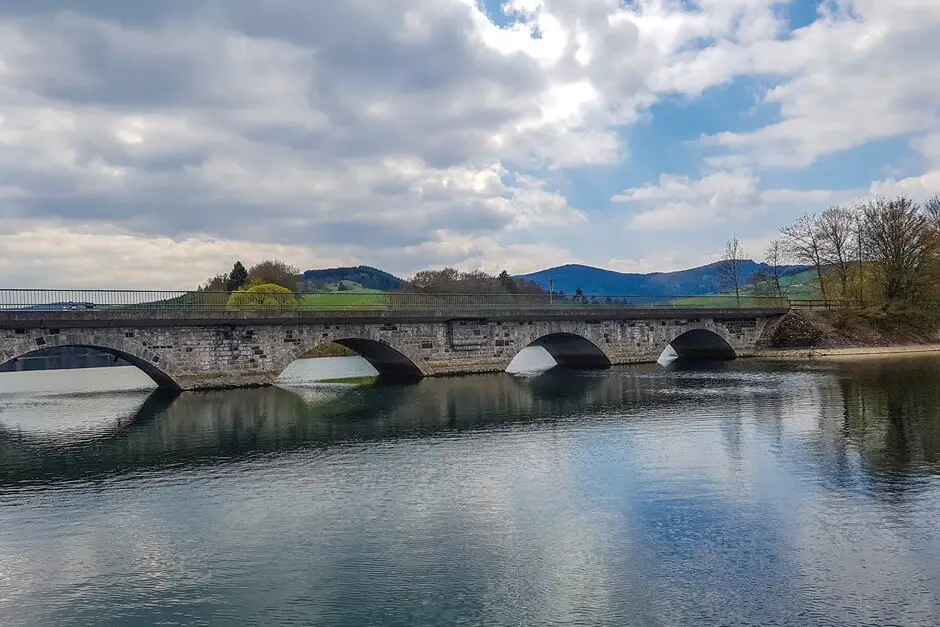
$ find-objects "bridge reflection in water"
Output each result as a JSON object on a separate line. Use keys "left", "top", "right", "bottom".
{"left": 2, "top": 357, "right": 939, "bottom": 491}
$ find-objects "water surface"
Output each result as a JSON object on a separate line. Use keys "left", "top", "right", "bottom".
{"left": 2, "top": 355, "right": 940, "bottom": 625}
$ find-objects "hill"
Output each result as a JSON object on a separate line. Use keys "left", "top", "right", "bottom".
{"left": 301, "top": 266, "right": 404, "bottom": 292}
{"left": 516, "top": 261, "right": 806, "bottom": 296}
{"left": 771, "top": 268, "right": 821, "bottom": 299}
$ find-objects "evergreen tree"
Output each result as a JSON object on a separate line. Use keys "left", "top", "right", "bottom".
{"left": 498, "top": 270, "right": 517, "bottom": 293}
{"left": 226, "top": 261, "right": 248, "bottom": 291}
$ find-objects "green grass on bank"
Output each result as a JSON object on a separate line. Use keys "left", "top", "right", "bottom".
{"left": 775, "top": 269, "right": 822, "bottom": 299}
{"left": 671, "top": 269, "right": 824, "bottom": 307}
{"left": 299, "top": 291, "right": 390, "bottom": 310}
{"left": 315, "top": 376, "right": 381, "bottom": 386}
{"left": 670, "top": 295, "right": 789, "bottom": 308}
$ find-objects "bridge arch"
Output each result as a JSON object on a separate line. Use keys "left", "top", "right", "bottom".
{"left": 285, "top": 337, "right": 426, "bottom": 380}
{"left": 512, "top": 332, "right": 612, "bottom": 372}
{"left": 0, "top": 333, "right": 181, "bottom": 390}
{"left": 666, "top": 327, "right": 737, "bottom": 360}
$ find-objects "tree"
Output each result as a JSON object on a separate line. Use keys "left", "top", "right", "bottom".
{"left": 717, "top": 238, "right": 747, "bottom": 305}
{"left": 337, "top": 281, "right": 349, "bottom": 292}
{"left": 851, "top": 202, "right": 868, "bottom": 305}
{"left": 781, "top": 215, "right": 828, "bottom": 300}
{"left": 817, "top": 205, "right": 855, "bottom": 297}
{"left": 498, "top": 270, "right": 517, "bottom": 294}
{"left": 406, "top": 267, "right": 545, "bottom": 295}
{"left": 247, "top": 259, "right": 301, "bottom": 291}
{"left": 925, "top": 194, "right": 940, "bottom": 235}
{"left": 761, "top": 239, "right": 787, "bottom": 299}
{"left": 226, "top": 261, "right": 249, "bottom": 292}
{"left": 408, "top": 268, "right": 462, "bottom": 293}
{"left": 862, "top": 196, "right": 933, "bottom": 302}
{"left": 199, "top": 274, "right": 229, "bottom": 292}
{"left": 228, "top": 283, "right": 298, "bottom": 310}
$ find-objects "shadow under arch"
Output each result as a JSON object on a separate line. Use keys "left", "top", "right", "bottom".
{"left": 287, "top": 338, "right": 424, "bottom": 380}
{"left": 1, "top": 343, "right": 181, "bottom": 390}
{"left": 668, "top": 328, "right": 737, "bottom": 360}
{"left": 524, "top": 332, "right": 612, "bottom": 371}
{"left": 0, "top": 346, "right": 128, "bottom": 373}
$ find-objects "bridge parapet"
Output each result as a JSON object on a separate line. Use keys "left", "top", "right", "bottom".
{"left": 0, "top": 289, "right": 789, "bottom": 314}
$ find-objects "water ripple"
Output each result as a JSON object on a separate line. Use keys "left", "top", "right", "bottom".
{"left": 1, "top": 356, "right": 940, "bottom": 624}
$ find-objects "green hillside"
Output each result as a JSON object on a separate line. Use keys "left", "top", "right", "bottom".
{"left": 669, "top": 268, "right": 822, "bottom": 307}
{"left": 301, "top": 266, "right": 404, "bottom": 291}
{"left": 775, "top": 269, "right": 821, "bottom": 299}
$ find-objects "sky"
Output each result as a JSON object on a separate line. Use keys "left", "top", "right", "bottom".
{"left": 1, "top": 0, "right": 939, "bottom": 289}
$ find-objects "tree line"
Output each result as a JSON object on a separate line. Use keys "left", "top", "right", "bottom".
{"left": 198, "top": 262, "right": 546, "bottom": 295}
{"left": 718, "top": 195, "right": 940, "bottom": 307}
{"left": 198, "top": 260, "right": 303, "bottom": 292}
{"left": 405, "top": 268, "right": 545, "bottom": 295}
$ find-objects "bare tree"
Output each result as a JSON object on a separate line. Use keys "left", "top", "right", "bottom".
{"left": 408, "top": 268, "right": 463, "bottom": 293}
{"left": 763, "top": 238, "right": 787, "bottom": 299}
{"left": 407, "top": 267, "right": 545, "bottom": 295}
{"left": 198, "top": 274, "right": 229, "bottom": 292}
{"left": 247, "top": 260, "right": 302, "bottom": 290}
{"left": 924, "top": 194, "right": 940, "bottom": 235}
{"left": 817, "top": 205, "right": 854, "bottom": 297}
{"left": 862, "top": 196, "right": 933, "bottom": 302}
{"left": 717, "top": 238, "right": 747, "bottom": 305}
{"left": 850, "top": 202, "right": 868, "bottom": 304}
{"left": 781, "top": 214, "right": 828, "bottom": 300}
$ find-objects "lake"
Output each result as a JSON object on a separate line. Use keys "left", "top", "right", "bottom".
{"left": 1, "top": 352, "right": 940, "bottom": 625}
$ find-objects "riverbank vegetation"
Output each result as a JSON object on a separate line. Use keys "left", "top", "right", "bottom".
{"left": 762, "top": 309, "right": 939, "bottom": 350}
{"left": 749, "top": 195, "right": 940, "bottom": 308}
{"left": 740, "top": 194, "right": 940, "bottom": 348}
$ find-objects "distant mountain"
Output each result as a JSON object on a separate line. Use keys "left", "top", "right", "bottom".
{"left": 301, "top": 266, "right": 404, "bottom": 291}
{"left": 516, "top": 261, "right": 806, "bottom": 296}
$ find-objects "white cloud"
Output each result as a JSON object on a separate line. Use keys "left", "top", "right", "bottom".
{"left": 913, "top": 133, "right": 940, "bottom": 166}
{"left": 869, "top": 171, "right": 940, "bottom": 202}
{"left": 614, "top": 169, "right": 762, "bottom": 230}
{"left": 612, "top": 168, "right": 862, "bottom": 236}
{"left": 696, "top": 1, "right": 940, "bottom": 168}
{"left": 380, "top": 230, "right": 579, "bottom": 276}
{"left": 607, "top": 251, "right": 715, "bottom": 274}
{"left": 0, "top": 0, "right": 939, "bottom": 285}
{"left": 0, "top": 220, "right": 347, "bottom": 289}
{"left": 759, "top": 189, "right": 834, "bottom": 205}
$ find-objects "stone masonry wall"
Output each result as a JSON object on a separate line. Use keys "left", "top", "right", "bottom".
{"left": 0, "top": 315, "right": 774, "bottom": 390}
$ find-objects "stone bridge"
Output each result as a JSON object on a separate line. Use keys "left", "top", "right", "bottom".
{"left": 0, "top": 307, "right": 786, "bottom": 391}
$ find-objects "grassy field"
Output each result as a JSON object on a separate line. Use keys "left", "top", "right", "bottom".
{"left": 776, "top": 269, "right": 822, "bottom": 299}
{"left": 670, "top": 295, "right": 788, "bottom": 308}
{"left": 301, "top": 342, "right": 357, "bottom": 358}
{"left": 299, "top": 290, "right": 390, "bottom": 310}
{"left": 670, "top": 269, "right": 823, "bottom": 307}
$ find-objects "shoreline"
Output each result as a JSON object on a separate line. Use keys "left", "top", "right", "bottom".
{"left": 758, "top": 344, "right": 940, "bottom": 360}
{"left": 296, "top": 344, "right": 940, "bottom": 365}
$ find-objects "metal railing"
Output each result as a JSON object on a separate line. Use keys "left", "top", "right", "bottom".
{"left": 0, "top": 289, "right": 792, "bottom": 313}
{"left": 789, "top": 299, "right": 849, "bottom": 310}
